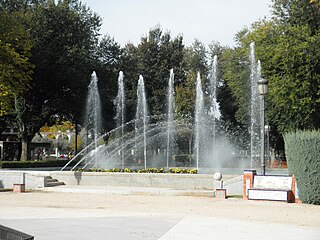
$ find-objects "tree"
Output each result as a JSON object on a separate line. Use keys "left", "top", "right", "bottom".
{"left": 175, "top": 72, "right": 197, "bottom": 118}
{"left": 175, "top": 40, "right": 208, "bottom": 118}
{"left": 0, "top": 9, "right": 33, "bottom": 116}
{"left": 247, "top": 0, "right": 320, "bottom": 133}
{"left": 125, "top": 26, "right": 185, "bottom": 118}
{"left": 208, "top": 41, "right": 239, "bottom": 127}
{"left": 94, "top": 35, "right": 123, "bottom": 131}
{"left": 1, "top": 0, "right": 102, "bottom": 160}
{"left": 219, "top": 32, "right": 251, "bottom": 127}
{"left": 118, "top": 43, "right": 139, "bottom": 122}
{"left": 183, "top": 39, "right": 208, "bottom": 78}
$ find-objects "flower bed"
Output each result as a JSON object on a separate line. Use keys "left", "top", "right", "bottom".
{"left": 76, "top": 167, "right": 198, "bottom": 174}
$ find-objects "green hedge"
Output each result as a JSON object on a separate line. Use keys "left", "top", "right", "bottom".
{"left": 284, "top": 130, "right": 320, "bottom": 205}
{"left": 0, "top": 160, "right": 76, "bottom": 169}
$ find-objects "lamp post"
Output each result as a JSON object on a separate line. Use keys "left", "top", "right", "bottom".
{"left": 257, "top": 78, "right": 268, "bottom": 175}
{"left": 265, "top": 125, "right": 270, "bottom": 169}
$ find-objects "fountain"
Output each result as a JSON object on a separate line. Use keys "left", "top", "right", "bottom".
{"left": 115, "top": 71, "right": 125, "bottom": 168}
{"left": 85, "top": 71, "right": 102, "bottom": 168}
{"left": 194, "top": 72, "right": 204, "bottom": 170}
{"left": 249, "top": 42, "right": 261, "bottom": 168}
{"left": 135, "top": 75, "right": 148, "bottom": 169}
{"left": 64, "top": 68, "right": 239, "bottom": 172}
{"left": 63, "top": 51, "right": 260, "bottom": 174}
{"left": 209, "top": 55, "right": 219, "bottom": 168}
{"left": 166, "top": 69, "right": 175, "bottom": 168}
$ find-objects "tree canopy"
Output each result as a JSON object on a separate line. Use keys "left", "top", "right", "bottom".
{"left": 0, "top": 0, "right": 102, "bottom": 160}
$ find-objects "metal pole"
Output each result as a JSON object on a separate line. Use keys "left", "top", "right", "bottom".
{"left": 265, "top": 125, "right": 270, "bottom": 169}
{"left": 261, "top": 95, "right": 265, "bottom": 175}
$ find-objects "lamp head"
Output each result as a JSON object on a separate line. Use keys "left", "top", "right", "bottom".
{"left": 257, "top": 78, "right": 268, "bottom": 95}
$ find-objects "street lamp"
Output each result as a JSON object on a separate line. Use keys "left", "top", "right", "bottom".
{"left": 257, "top": 78, "right": 268, "bottom": 175}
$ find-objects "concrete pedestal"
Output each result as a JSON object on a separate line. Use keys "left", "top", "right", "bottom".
{"left": 243, "top": 170, "right": 256, "bottom": 199}
{"left": 215, "top": 189, "right": 226, "bottom": 199}
{"left": 13, "top": 184, "right": 25, "bottom": 193}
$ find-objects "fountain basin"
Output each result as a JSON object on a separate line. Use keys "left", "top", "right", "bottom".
{"left": 51, "top": 171, "right": 222, "bottom": 190}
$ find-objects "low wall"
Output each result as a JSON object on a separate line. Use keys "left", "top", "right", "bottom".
{"left": 0, "top": 171, "right": 46, "bottom": 189}
{"left": 0, "top": 170, "right": 243, "bottom": 194}
{"left": 50, "top": 171, "right": 215, "bottom": 190}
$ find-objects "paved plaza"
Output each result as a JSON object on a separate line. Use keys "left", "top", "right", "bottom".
{"left": 0, "top": 187, "right": 320, "bottom": 239}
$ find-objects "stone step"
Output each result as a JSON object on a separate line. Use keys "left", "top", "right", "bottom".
{"left": 46, "top": 181, "right": 65, "bottom": 187}
{"left": 46, "top": 176, "right": 65, "bottom": 187}
{"left": 47, "top": 178, "right": 59, "bottom": 183}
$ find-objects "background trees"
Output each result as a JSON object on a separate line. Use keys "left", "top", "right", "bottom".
{"left": 0, "top": 0, "right": 319, "bottom": 161}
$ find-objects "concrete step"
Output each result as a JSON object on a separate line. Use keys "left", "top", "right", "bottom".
{"left": 46, "top": 176, "right": 65, "bottom": 187}
{"left": 46, "top": 181, "right": 65, "bottom": 187}
{"left": 47, "top": 178, "right": 59, "bottom": 183}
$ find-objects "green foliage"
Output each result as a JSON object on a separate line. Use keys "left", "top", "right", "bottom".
{"left": 0, "top": 10, "right": 33, "bottom": 116}
{"left": 0, "top": 159, "right": 78, "bottom": 168}
{"left": 183, "top": 39, "right": 208, "bottom": 76}
{"left": 175, "top": 40, "right": 209, "bottom": 118}
{"left": 175, "top": 72, "right": 196, "bottom": 117}
{"left": 272, "top": 0, "right": 320, "bottom": 34}
{"left": 284, "top": 130, "right": 320, "bottom": 204}
{"left": 220, "top": 45, "right": 250, "bottom": 126}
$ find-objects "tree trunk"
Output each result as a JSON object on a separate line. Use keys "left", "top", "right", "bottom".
{"left": 20, "top": 133, "right": 29, "bottom": 161}
{"left": 19, "top": 121, "right": 32, "bottom": 161}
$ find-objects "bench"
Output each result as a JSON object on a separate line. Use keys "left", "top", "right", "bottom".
{"left": 247, "top": 175, "right": 295, "bottom": 203}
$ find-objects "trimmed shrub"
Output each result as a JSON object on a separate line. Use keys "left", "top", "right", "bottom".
{"left": 284, "top": 130, "right": 320, "bottom": 205}
{"left": 0, "top": 160, "right": 77, "bottom": 169}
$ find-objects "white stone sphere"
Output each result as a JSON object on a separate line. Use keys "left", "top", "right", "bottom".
{"left": 213, "top": 172, "right": 222, "bottom": 181}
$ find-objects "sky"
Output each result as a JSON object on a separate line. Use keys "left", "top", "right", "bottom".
{"left": 83, "top": 0, "right": 273, "bottom": 47}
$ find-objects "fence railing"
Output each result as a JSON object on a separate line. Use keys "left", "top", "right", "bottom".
{"left": 0, "top": 224, "right": 34, "bottom": 240}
